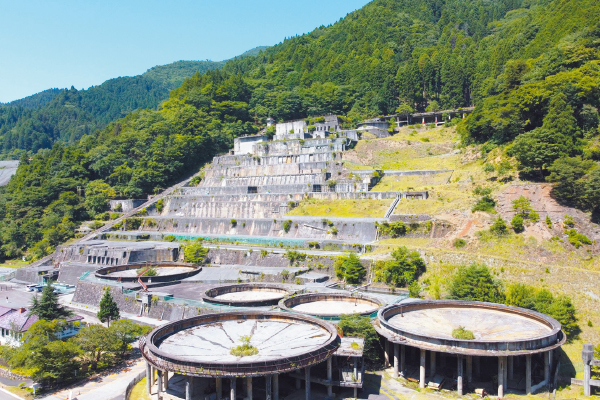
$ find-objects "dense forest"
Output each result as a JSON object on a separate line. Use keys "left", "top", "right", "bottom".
{"left": 0, "top": 0, "right": 599, "bottom": 260}
{"left": 0, "top": 53, "right": 263, "bottom": 158}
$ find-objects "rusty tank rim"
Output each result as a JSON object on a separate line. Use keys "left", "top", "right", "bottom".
{"left": 141, "top": 311, "right": 340, "bottom": 378}
{"left": 376, "top": 300, "right": 565, "bottom": 356}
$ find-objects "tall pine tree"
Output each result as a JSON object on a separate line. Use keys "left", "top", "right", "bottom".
{"left": 97, "top": 287, "right": 120, "bottom": 327}
{"left": 29, "top": 281, "right": 73, "bottom": 321}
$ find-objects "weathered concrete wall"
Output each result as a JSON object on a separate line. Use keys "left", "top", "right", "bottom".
{"left": 55, "top": 241, "right": 180, "bottom": 266}
{"left": 128, "top": 217, "right": 379, "bottom": 242}
{"left": 276, "top": 120, "right": 307, "bottom": 136}
{"left": 72, "top": 281, "right": 202, "bottom": 320}
{"left": 206, "top": 248, "right": 336, "bottom": 269}
{"left": 109, "top": 199, "right": 146, "bottom": 212}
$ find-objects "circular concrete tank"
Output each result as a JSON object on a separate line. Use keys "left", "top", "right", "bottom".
{"left": 140, "top": 311, "right": 340, "bottom": 377}
{"left": 376, "top": 300, "right": 565, "bottom": 356}
{"left": 279, "top": 292, "right": 384, "bottom": 318}
{"left": 95, "top": 262, "right": 200, "bottom": 282}
{"left": 203, "top": 284, "right": 293, "bottom": 306}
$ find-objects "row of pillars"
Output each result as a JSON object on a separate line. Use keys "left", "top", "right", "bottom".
{"left": 383, "top": 340, "right": 552, "bottom": 398}
{"left": 147, "top": 359, "right": 338, "bottom": 400}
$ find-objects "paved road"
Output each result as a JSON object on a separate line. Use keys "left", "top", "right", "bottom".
{"left": 39, "top": 358, "right": 145, "bottom": 400}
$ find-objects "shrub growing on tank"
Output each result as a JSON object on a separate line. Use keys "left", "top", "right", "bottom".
{"left": 338, "top": 314, "right": 381, "bottom": 365}
{"left": 452, "top": 326, "right": 475, "bottom": 340}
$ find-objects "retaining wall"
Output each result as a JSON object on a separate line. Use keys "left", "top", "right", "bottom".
{"left": 125, "top": 217, "right": 379, "bottom": 242}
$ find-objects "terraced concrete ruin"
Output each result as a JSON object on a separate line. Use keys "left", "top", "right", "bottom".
{"left": 12, "top": 116, "right": 566, "bottom": 400}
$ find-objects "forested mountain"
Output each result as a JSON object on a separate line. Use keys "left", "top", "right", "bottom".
{"left": 0, "top": 0, "right": 599, "bottom": 261}
{"left": 4, "top": 88, "right": 63, "bottom": 109}
{"left": 0, "top": 52, "right": 266, "bottom": 158}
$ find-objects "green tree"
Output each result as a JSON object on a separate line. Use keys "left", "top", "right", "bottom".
{"left": 547, "top": 157, "right": 594, "bottom": 205}
{"left": 97, "top": 287, "right": 120, "bottom": 327}
{"left": 408, "top": 281, "right": 422, "bottom": 298}
{"left": 490, "top": 216, "right": 508, "bottom": 235}
{"left": 380, "top": 246, "right": 426, "bottom": 287}
{"left": 511, "top": 214, "right": 524, "bottom": 233}
{"left": 183, "top": 240, "right": 208, "bottom": 265}
{"left": 84, "top": 180, "right": 116, "bottom": 217}
{"left": 448, "top": 264, "right": 505, "bottom": 303}
{"left": 338, "top": 314, "right": 381, "bottom": 365}
{"left": 511, "top": 94, "right": 579, "bottom": 178}
{"left": 29, "top": 282, "right": 73, "bottom": 320}
{"left": 395, "top": 100, "right": 415, "bottom": 115}
{"left": 505, "top": 283, "right": 535, "bottom": 309}
{"left": 74, "top": 324, "right": 110, "bottom": 370}
{"left": 31, "top": 340, "right": 81, "bottom": 386}
{"left": 334, "top": 253, "right": 366, "bottom": 284}
{"left": 107, "top": 319, "right": 151, "bottom": 359}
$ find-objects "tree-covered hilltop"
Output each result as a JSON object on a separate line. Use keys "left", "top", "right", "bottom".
{"left": 0, "top": 70, "right": 255, "bottom": 260}
{"left": 0, "top": 0, "right": 599, "bottom": 260}
{"left": 0, "top": 59, "right": 239, "bottom": 158}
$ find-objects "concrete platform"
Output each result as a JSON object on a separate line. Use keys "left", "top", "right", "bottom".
{"left": 388, "top": 306, "right": 552, "bottom": 341}
{"left": 159, "top": 317, "right": 334, "bottom": 363}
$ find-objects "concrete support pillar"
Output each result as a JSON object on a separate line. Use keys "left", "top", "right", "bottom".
{"left": 146, "top": 363, "right": 152, "bottom": 395}
{"left": 150, "top": 366, "right": 155, "bottom": 385}
{"left": 400, "top": 344, "right": 406, "bottom": 375}
{"left": 265, "top": 375, "right": 272, "bottom": 400}
{"left": 384, "top": 340, "right": 390, "bottom": 368}
{"left": 466, "top": 356, "right": 472, "bottom": 383}
{"left": 273, "top": 375, "right": 279, "bottom": 400}
{"left": 327, "top": 357, "right": 333, "bottom": 397}
{"left": 393, "top": 343, "right": 399, "bottom": 378}
{"left": 246, "top": 377, "right": 252, "bottom": 400}
{"left": 305, "top": 367, "right": 311, "bottom": 400}
{"left": 504, "top": 356, "right": 508, "bottom": 392}
{"left": 526, "top": 354, "right": 532, "bottom": 395}
{"left": 544, "top": 351, "right": 550, "bottom": 384}
{"left": 430, "top": 351, "right": 436, "bottom": 378}
{"left": 584, "top": 343, "right": 593, "bottom": 396}
{"left": 419, "top": 348, "right": 426, "bottom": 388}
{"left": 498, "top": 356, "right": 505, "bottom": 399}
{"left": 186, "top": 376, "right": 193, "bottom": 400}
{"left": 457, "top": 356, "right": 463, "bottom": 396}
{"left": 216, "top": 377, "right": 222, "bottom": 399}
{"left": 354, "top": 357, "right": 358, "bottom": 381}
{"left": 230, "top": 378, "right": 236, "bottom": 400}
{"left": 157, "top": 370, "right": 163, "bottom": 396}
{"left": 508, "top": 357, "right": 514, "bottom": 381}
{"left": 163, "top": 370, "right": 169, "bottom": 390}
{"left": 353, "top": 387, "right": 358, "bottom": 399}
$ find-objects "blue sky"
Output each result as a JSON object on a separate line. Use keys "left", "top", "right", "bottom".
{"left": 0, "top": 0, "right": 372, "bottom": 103}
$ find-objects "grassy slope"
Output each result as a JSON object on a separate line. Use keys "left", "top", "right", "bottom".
{"left": 287, "top": 198, "right": 393, "bottom": 218}
{"left": 301, "top": 125, "right": 600, "bottom": 378}
{"left": 344, "top": 128, "right": 600, "bottom": 380}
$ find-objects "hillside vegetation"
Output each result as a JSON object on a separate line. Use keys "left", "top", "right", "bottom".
{"left": 0, "top": 60, "right": 234, "bottom": 157}
{"left": 0, "top": 0, "right": 598, "bottom": 267}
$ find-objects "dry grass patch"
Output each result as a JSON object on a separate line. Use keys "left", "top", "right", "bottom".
{"left": 129, "top": 377, "right": 151, "bottom": 400}
{"left": 287, "top": 198, "right": 393, "bottom": 218}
